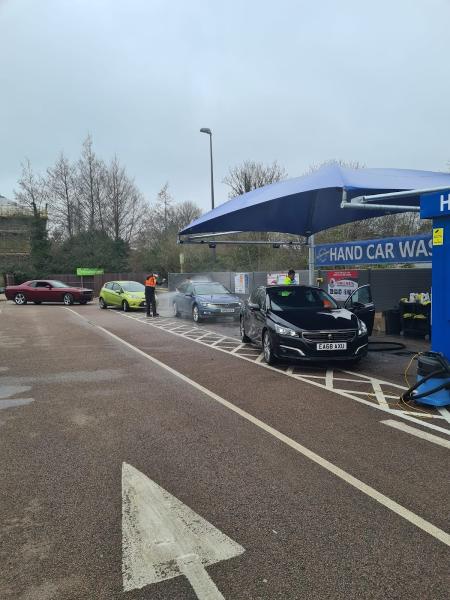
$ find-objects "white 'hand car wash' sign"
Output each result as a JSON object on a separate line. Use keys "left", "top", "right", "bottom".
{"left": 315, "top": 234, "right": 432, "bottom": 266}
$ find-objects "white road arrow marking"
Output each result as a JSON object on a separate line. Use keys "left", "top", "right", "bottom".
{"left": 121, "top": 463, "right": 245, "bottom": 597}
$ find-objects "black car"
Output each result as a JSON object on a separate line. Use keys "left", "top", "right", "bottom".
{"left": 240, "top": 284, "right": 374, "bottom": 364}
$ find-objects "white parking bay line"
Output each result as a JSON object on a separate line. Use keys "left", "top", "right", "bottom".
{"left": 438, "top": 408, "right": 450, "bottom": 424}
{"left": 65, "top": 308, "right": 450, "bottom": 547}
{"left": 382, "top": 420, "right": 450, "bottom": 450}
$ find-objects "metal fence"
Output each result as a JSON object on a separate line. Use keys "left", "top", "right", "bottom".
{"left": 169, "top": 268, "right": 431, "bottom": 312}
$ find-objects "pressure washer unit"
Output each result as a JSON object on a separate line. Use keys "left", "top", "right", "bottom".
{"left": 402, "top": 352, "right": 450, "bottom": 407}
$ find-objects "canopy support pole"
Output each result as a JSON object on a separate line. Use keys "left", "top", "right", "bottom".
{"left": 308, "top": 234, "right": 315, "bottom": 285}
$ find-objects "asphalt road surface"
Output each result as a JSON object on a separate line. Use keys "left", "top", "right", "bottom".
{"left": 1, "top": 301, "right": 449, "bottom": 600}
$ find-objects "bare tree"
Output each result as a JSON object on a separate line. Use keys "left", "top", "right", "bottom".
{"left": 304, "top": 158, "right": 365, "bottom": 175}
{"left": 14, "top": 159, "right": 48, "bottom": 217}
{"left": 173, "top": 201, "right": 202, "bottom": 231}
{"left": 46, "top": 152, "right": 79, "bottom": 237}
{"left": 77, "top": 135, "right": 107, "bottom": 231}
{"left": 104, "top": 156, "right": 145, "bottom": 243}
{"left": 223, "top": 160, "right": 287, "bottom": 197}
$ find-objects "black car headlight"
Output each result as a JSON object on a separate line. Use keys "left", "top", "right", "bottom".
{"left": 274, "top": 324, "right": 297, "bottom": 337}
{"left": 357, "top": 319, "right": 367, "bottom": 336}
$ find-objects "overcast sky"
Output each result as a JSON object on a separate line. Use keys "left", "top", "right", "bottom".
{"left": 1, "top": 0, "right": 449, "bottom": 211}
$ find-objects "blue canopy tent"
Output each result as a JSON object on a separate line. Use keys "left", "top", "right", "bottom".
{"left": 179, "top": 164, "right": 450, "bottom": 237}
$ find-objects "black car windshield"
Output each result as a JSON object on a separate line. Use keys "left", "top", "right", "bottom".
{"left": 268, "top": 287, "right": 338, "bottom": 311}
{"left": 47, "top": 280, "right": 70, "bottom": 288}
{"left": 121, "top": 282, "right": 145, "bottom": 292}
{"left": 194, "top": 283, "right": 230, "bottom": 295}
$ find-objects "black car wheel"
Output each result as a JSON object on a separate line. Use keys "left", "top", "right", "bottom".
{"left": 99, "top": 297, "right": 107, "bottom": 309}
{"left": 14, "top": 293, "right": 27, "bottom": 305}
{"left": 263, "top": 330, "right": 277, "bottom": 365}
{"left": 63, "top": 293, "right": 74, "bottom": 306}
{"left": 122, "top": 300, "right": 130, "bottom": 312}
{"left": 240, "top": 317, "right": 251, "bottom": 343}
{"left": 192, "top": 304, "right": 203, "bottom": 323}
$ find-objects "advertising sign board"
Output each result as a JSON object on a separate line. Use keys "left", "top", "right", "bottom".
{"left": 234, "top": 273, "right": 249, "bottom": 294}
{"left": 76, "top": 268, "right": 104, "bottom": 276}
{"left": 326, "top": 270, "right": 359, "bottom": 302}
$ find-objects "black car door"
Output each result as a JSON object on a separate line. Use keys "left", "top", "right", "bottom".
{"left": 344, "top": 285, "right": 375, "bottom": 335}
{"left": 253, "top": 288, "right": 267, "bottom": 342}
{"left": 246, "top": 288, "right": 261, "bottom": 340}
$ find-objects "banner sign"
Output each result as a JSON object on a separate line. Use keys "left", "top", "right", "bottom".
{"left": 234, "top": 272, "right": 249, "bottom": 294}
{"left": 76, "top": 268, "right": 104, "bottom": 276}
{"left": 315, "top": 234, "right": 432, "bottom": 266}
{"left": 326, "top": 270, "right": 359, "bottom": 302}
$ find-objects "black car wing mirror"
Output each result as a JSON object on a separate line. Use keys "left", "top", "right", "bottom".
{"left": 248, "top": 302, "right": 260, "bottom": 311}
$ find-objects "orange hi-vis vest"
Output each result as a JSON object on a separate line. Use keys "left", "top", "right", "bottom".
{"left": 145, "top": 276, "right": 157, "bottom": 287}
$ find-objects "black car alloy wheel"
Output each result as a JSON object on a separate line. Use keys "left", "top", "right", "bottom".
{"left": 263, "top": 330, "right": 276, "bottom": 365}
{"left": 240, "top": 317, "right": 251, "bottom": 343}
{"left": 192, "top": 304, "right": 202, "bottom": 323}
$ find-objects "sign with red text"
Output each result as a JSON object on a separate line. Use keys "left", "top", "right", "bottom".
{"left": 326, "top": 270, "right": 359, "bottom": 302}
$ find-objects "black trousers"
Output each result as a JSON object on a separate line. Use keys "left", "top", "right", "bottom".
{"left": 145, "top": 287, "right": 157, "bottom": 315}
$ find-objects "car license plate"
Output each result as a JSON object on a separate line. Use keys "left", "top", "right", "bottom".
{"left": 221, "top": 308, "right": 235, "bottom": 313}
{"left": 316, "top": 342, "right": 347, "bottom": 351}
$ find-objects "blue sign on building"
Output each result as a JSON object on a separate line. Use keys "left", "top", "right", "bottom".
{"left": 315, "top": 234, "right": 432, "bottom": 266}
{"left": 420, "top": 190, "right": 450, "bottom": 219}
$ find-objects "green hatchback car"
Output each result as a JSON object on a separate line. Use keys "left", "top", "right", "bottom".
{"left": 99, "top": 280, "right": 147, "bottom": 312}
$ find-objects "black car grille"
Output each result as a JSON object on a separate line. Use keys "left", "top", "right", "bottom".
{"left": 208, "top": 303, "right": 239, "bottom": 309}
{"left": 302, "top": 330, "right": 357, "bottom": 342}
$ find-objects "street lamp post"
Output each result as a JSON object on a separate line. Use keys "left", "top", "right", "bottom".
{"left": 200, "top": 127, "right": 216, "bottom": 261}
{"left": 200, "top": 128, "right": 215, "bottom": 210}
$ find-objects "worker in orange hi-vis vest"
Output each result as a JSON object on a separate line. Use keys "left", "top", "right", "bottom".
{"left": 144, "top": 273, "right": 159, "bottom": 317}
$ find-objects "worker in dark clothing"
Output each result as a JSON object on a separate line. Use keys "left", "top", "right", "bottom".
{"left": 145, "top": 273, "right": 159, "bottom": 317}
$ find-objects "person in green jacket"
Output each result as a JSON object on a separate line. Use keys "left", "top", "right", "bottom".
{"left": 283, "top": 269, "right": 296, "bottom": 285}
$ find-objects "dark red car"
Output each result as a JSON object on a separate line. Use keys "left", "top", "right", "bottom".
{"left": 5, "top": 280, "right": 94, "bottom": 306}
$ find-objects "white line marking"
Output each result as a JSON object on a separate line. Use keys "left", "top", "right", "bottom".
{"left": 66, "top": 309, "right": 450, "bottom": 547}
{"left": 382, "top": 420, "right": 450, "bottom": 450}
{"left": 122, "top": 463, "right": 243, "bottom": 596}
{"left": 117, "top": 312, "right": 450, "bottom": 436}
{"left": 390, "top": 410, "right": 442, "bottom": 419}
{"left": 342, "top": 369, "right": 407, "bottom": 391}
{"left": 211, "top": 337, "right": 227, "bottom": 346}
{"left": 230, "top": 344, "right": 245, "bottom": 354}
{"left": 325, "top": 369, "right": 333, "bottom": 389}
{"left": 372, "top": 381, "right": 389, "bottom": 408}
{"left": 438, "top": 408, "right": 450, "bottom": 424}
{"left": 0, "top": 398, "right": 34, "bottom": 410}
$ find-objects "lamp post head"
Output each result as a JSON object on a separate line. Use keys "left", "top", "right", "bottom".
{"left": 200, "top": 127, "right": 211, "bottom": 135}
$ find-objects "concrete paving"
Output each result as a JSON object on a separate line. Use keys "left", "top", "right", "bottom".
{"left": 0, "top": 301, "right": 448, "bottom": 599}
